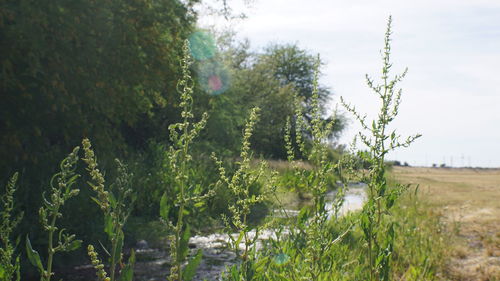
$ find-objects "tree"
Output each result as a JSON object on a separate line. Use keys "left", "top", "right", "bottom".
{"left": 198, "top": 38, "right": 344, "bottom": 159}
{"left": 0, "top": 0, "right": 199, "bottom": 265}
{"left": 260, "top": 44, "right": 345, "bottom": 155}
{"left": 0, "top": 0, "right": 197, "bottom": 177}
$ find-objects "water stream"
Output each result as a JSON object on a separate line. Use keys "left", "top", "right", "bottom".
{"left": 133, "top": 184, "right": 367, "bottom": 281}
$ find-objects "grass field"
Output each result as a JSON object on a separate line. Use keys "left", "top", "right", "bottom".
{"left": 392, "top": 166, "right": 500, "bottom": 280}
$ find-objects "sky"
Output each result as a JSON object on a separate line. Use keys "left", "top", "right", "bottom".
{"left": 198, "top": 0, "right": 500, "bottom": 167}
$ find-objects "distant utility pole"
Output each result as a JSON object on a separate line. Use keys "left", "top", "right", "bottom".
{"left": 450, "top": 156, "right": 453, "bottom": 167}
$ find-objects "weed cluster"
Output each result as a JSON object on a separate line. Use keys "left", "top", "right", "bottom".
{"left": 160, "top": 41, "right": 210, "bottom": 281}
{"left": 341, "top": 16, "right": 421, "bottom": 281}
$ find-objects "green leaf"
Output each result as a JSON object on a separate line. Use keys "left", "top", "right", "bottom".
{"left": 25, "top": 236, "right": 44, "bottom": 272}
{"left": 255, "top": 256, "right": 269, "bottom": 272}
{"left": 297, "top": 206, "right": 309, "bottom": 226}
{"left": 193, "top": 201, "right": 205, "bottom": 208}
{"left": 15, "top": 256, "right": 21, "bottom": 281}
{"left": 118, "top": 249, "right": 135, "bottom": 281}
{"left": 160, "top": 192, "right": 169, "bottom": 220}
{"left": 66, "top": 174, "right": 80, "bottom": 191}
{"left": 179, "top": 225, "right": 191, "bottom": 261}
{"left": 90, "top": 196, "right": 101, "bottom": 206}
{"left": 230, "top": 264, "right": 240, "bottom": 280}
{"left": 41, "top": 192, "right": 55, "bottom": 209}
{"left": 108, "top": 192, "right": 117, "bottom": 209}
{"left": 182, "top": 249, "right": 202, "bottom": 281}
{"left": 66, "top": 239, "right": 82, "bottom": 251}
{"left": 113, "top": 230, "right": 124, "bottom": 265}
{"left": 0, "top": 266, "right": 5, "bottom": 278}
{"left": 235, "top": 231, "right": 244, "bottom": 248}
{"left": 104, "top": 214, "right": 113, "bottom": 238}
{"left": 246, "top": 259, "right": 255, "bottom": 280}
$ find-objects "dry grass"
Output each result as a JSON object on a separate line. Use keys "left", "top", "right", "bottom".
{"left": 265, "top": 159, "right": 314, "bottom": 171}
{"left": 391, "top": 166, "right": 500, "bottom": 281}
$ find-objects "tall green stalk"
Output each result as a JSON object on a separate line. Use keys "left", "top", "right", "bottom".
{"left": 341, "top": 16, "right": 420, "bottom": 281}
{"left": 82, "top": 139, "right": 136, "bottom": 281}
{"left": 281, "top": 57, "right": 346, "bottom": 279}
{"left": 213, "top": 107, "right": 278, "bottom": 280}
{"left": 26, "top": 147, "right": 82, "bottom": 281}
{"left": 160, "top": 40, "right": 209, "bottom": 281}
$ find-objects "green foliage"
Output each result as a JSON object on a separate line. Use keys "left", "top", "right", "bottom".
{"left": 341, "top": 16, "right": 421, "bottom": 281}
{"left": 0, "top": 8, "right": 349, "bottom": 274}
{"left": 82, "top": 139, "right": 136, "bottom": 281}
{"left": 0, "top": 6, "right": 446, "bottom": 280}
{"left": 26, "top": 147, "right": 82, "bottom": 281}
{"left": 0, "top": 0, "right": 196, "bottom": 164}
{"left": 0, "top": 0, "right": 198, "bottom": 269}
{"left": 213, "top": 107, "right": 278, "bottom": 280}
{"left": 263, "top": 44, "right": 329, "bottom": 117}
{"left": 0, "top": 173, "right": 23, "bottom": 281}
{"left": 262, "top": 57, "right": 346, "bottom": 280}
{"left": 200, "top": 39, "right": 345, "bottom": 159}
{"left": 218, "top": 16, "right": 426, "bottom": 281}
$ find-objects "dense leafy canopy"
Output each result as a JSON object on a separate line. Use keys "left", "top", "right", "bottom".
{"left": 0, "top": 1, "right": 344, "bottom": 276}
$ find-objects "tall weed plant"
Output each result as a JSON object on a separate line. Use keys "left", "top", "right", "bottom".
{"left": 82, "top": 139, "right": 137, "bottom": 281}
{"left": 160, "top": 41, "right": 210, "bottom": 281}
{"left": 25, "top": 147, "right": 82, "bottom": 281}
{"left": 341, "top": 16, "right": 421, "bottom": 280}
{"left": 283, "top": 59, "right": 347, "bottom": 279}
{"left": 213, "top": 107, "right": 278, "bottom": 280}
{"left": 249, "top": 57, "right": 349, "bottom": 280}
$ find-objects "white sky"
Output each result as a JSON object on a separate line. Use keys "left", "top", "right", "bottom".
{"left": 198, "top": 0, "right": 500, "bottom": 167}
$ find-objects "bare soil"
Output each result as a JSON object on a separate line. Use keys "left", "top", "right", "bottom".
{"left": 392, "top": 166, "right": 500, "bottom": 281}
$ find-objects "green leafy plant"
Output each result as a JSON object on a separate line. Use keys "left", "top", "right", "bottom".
{"left": 0, "top": 173, "right": 23, "bottom": 281}
{"left": 273, "top": 57, "right": 348, "bottom": 280}
{"left": 26, "top": 147, "right": 82, "bottom": 281}
{"left": 341, "top": 16, "right": 421, "bottom": 281}
{"left": 213, "top": 107, "right": 278, "bottom": 280}
{"left": 160, "top": 41, "right": 210, "bottom": 281}
{"left": 82, "top": 139, "right": 136, "bottom": 281}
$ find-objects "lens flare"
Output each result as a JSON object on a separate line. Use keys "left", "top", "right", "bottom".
{"left": 196, "top": 60, "right": 230, "bottom": 95}
{"left": 208, "top": 75, "right": 223, "bottom": 92}
{"left": 188, "top": 31, "right": 217, "bottom": 61}
{"left": 273, "top": 253, "right": 290, "bottom": 265}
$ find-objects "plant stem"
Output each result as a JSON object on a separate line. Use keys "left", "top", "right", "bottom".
{"left": 45, "top": 214, "right": 57, "bottom": 281}
{"left": 110, "top": 235, "right": 117, "bottom": 281}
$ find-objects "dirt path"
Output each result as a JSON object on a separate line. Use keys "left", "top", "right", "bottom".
{"left": 392, "top": 167, "right": 500, "bottom": 281}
